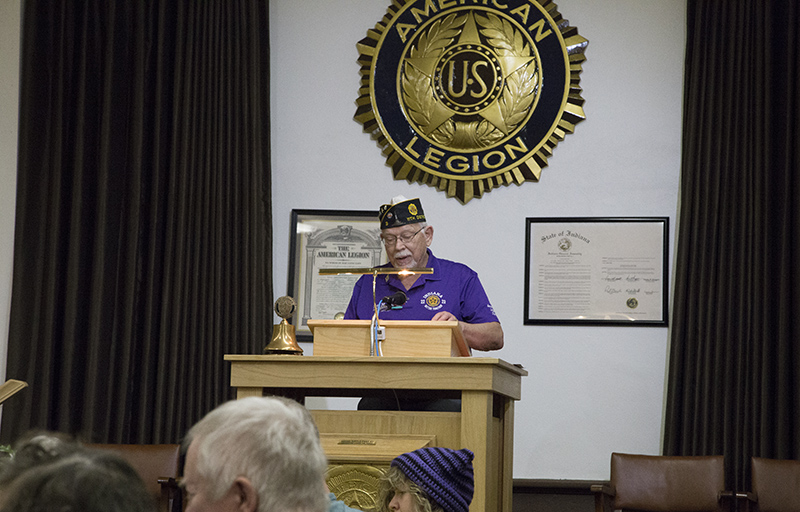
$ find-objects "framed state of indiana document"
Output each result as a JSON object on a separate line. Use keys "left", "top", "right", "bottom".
{"left": 524, "top": 217, "right": 669, "bottom": 326}
{"left": 287, "top": 209, "right": 387, "bottom": 340}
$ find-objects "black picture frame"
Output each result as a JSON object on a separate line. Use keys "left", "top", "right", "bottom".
{"left": 287, "top": 209, "right": 384, "bottom": 341}
{"left": 524, "top": 217, "right": 669, "bottom": 326}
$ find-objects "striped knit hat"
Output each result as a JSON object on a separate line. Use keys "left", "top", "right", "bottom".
{"left": 391, "top": 447, "right": 475, "bottom": 512}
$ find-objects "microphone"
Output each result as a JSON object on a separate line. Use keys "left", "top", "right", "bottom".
{"left": 380, "top": 291, "right": 407, "bottom": 310}
{"left": 373, "top": 291, "right": 407, "bottom": 356}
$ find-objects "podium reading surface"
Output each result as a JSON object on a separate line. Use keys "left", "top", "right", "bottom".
{"left": 225, "top": 355, "right": 526, "bottom": 512}
{"left": 307, "top": 319, "right": 470, "bottom": 357}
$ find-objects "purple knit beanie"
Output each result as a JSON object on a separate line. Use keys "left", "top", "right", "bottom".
{"left": 391, "top": 447, "right": 475, "bottom": 512}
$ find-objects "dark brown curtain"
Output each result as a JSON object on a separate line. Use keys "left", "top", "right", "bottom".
{"left": 665, "top": 0, "right": 800, "bottom": 491}
{"left": 2, "top": 0, "right": 272, "bottom": 444}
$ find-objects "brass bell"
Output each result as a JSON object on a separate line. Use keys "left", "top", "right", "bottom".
{"left": 264, "top": 296, "right": 303, "bottom": 355}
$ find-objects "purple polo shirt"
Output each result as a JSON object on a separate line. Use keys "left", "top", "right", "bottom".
{"left": 344, "top": 250, "right": 500, "bottom": 323}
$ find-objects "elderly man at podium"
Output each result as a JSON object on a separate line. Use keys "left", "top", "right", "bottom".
{"left": 344, "top": 197, "right": 503, "bottom": 411}
{"left": 344, "top": 196, "right": 503, "bottom": 352}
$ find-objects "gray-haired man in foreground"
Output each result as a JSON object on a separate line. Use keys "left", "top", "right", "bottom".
{"left": 181, "top": 396, "right": 361, "bottom": 512}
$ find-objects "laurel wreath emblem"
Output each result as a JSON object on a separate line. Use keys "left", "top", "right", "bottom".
{"left": 401, "top": 12, "right": 540, "bottom": 150}
{"left": 401, "top": 13, "right": 466, "bottom": 141}
{"left": 355, "top": 0, "right": 587, "bottom": 203}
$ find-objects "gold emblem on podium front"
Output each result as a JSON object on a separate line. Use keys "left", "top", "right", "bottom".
{"left": 326, "top": 464, "right": 385, "bottom": 511}
{"left": 355, "top": 0, "right": 588, "bottom": 203}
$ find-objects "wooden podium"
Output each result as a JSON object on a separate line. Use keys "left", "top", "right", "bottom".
{"left": 225, "top": 355, "right": 527, "bottom": 512}
{"left": 307, "top": 319, "right": 470, "bottom": 357}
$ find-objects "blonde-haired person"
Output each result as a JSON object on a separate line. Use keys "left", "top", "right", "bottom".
{"left": 378, "top": 447, "right": 474, "bottom": 512}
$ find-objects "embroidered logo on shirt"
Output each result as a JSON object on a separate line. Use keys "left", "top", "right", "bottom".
{"left": 422, "top": 291, "right": 446, "bottom": 311}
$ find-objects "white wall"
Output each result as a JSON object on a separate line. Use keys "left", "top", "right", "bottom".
{"left": 270, "top": 0, "right": 685, "bottom": 480}
{"left": 0, "top": 1, "right": 21, "bottom": 388}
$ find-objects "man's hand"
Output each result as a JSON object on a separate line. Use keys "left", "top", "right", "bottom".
{"left": 431, "top": 312, "right": 504, "bottom": 351}
{"left": 431, "top": 311, "right": 458, "bottom": 322}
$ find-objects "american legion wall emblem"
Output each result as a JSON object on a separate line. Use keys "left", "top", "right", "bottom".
{"left": 355, "top": 0, "right": 588, "bottom": 204}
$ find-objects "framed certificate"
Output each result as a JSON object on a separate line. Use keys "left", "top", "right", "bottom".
{"left": 287, "top": 209, "right": 386, "bottom": 340}
{"left": 524, "top": 217, "right": 669, "bottom": 326}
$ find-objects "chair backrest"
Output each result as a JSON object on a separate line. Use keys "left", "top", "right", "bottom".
{"left": 610, "top": 452, "right": 726, "bottom": 512}
{"left": 751, "top": 457, "right": 800, "bottom": 512}
{"left": 87, "top": 444, "right": 181, "bottom": 500}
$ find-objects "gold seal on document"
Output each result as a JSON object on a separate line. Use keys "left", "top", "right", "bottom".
{"left": 355, "top": 0, "right": 587, "bottom": 203}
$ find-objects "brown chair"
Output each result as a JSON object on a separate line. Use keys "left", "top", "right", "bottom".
{"left": 748, "top": 457, "right": 800, "bottom": 512}
{"left": 591, "top": 452, "right": 730, "bottom": 512}
{"left": 88, "top": 444, "right": 183, "bottom": 512}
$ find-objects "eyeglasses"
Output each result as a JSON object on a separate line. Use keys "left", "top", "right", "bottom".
{"left": 381, "top": 227, "right": 424, "bottom": 246}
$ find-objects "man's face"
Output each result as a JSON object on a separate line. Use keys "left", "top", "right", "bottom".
{"left": 382, "top": 223, "right": 432, "bottom": 269}
{"left": 183, "top": 442, "right": 245, "bottom": 512}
